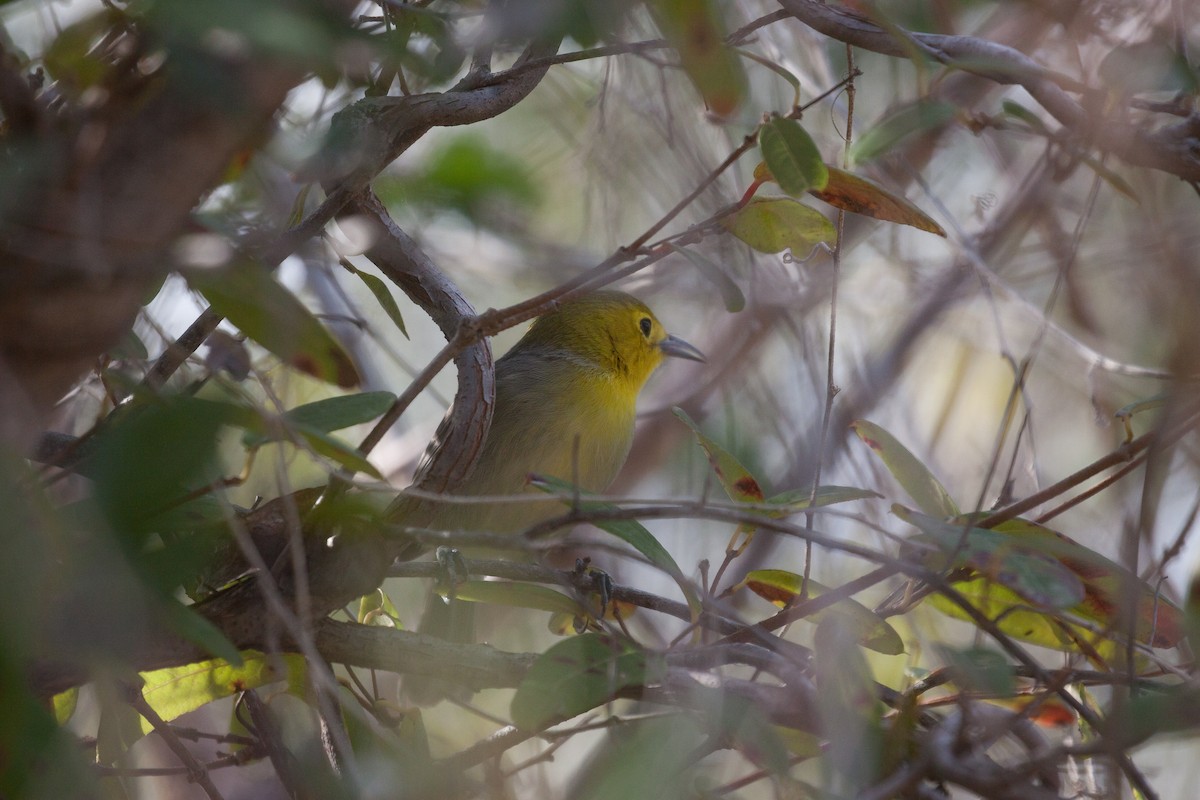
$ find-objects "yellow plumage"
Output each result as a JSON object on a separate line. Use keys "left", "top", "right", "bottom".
{"left": 396, "top": 290, "right": 702, "bottom": 702}
{"left": 402, "top": 290, "right": 704, "bottom": 537}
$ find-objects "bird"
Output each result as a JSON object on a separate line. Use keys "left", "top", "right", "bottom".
{"left": 394, "top": 289, "right": 705, "bottom": 538}
{"left": 393, "top": 290, "right": 704, "bottom": 701}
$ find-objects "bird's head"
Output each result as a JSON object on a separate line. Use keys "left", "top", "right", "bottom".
{"left": 513, "top": 291, "right": 704, "bottom": 393}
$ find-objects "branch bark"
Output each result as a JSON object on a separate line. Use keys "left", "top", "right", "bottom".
{"left": 777, "top": 0, "right": 1200, "bottom": 182}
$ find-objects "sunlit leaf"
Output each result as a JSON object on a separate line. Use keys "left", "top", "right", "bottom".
{"left": 720, "top": 197, "right": 836, "bottom": 255}
{"left": 742, "top": 569, "right": 904, "bottom": 654}
{"left": 989, "top": 517, "right": 1185, "bottom": 648}
{"left": 51, "top": 688, "right": 79, "bottom": 726}
{"left": 138, "top": 652, "right": 305, "bottom": 736}
{"left": 759, "top": 116, "right": 828, "bottom": 195}
{"left": 852, "top": 420, "right": 959, "bottom": 518}
{"left": 511, "top": 634, "right": 665, "bottom": 731}
{"left": 187, "top": 260, "right": 360, "bottom": 388}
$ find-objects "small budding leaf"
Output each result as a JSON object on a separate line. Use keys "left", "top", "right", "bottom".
{"left": 759, "top": 116, "right": 828, "bottom": 195}
{"left": 721, "top": 197, "right": 837, "bottom": 255}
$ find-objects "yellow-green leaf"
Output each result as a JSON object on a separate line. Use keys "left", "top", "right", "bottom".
{"left": 851, "top": 420, "right": 959, "bottom": 517}
{"left": 673, "top": 407, "right": 765, "bottom": 503}
{"left": 139, "top": 652, "right": 306, "bottom": 736}
{"left": 446, "top": 580, "right": 588, "bottom": 618}
{"left": 743, "top": 569, "right": 904, "bottom": 654}
{"left": 720, "top": 197, "right": 836, "bottom": 255}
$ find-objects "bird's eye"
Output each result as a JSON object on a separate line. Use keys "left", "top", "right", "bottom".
{"left": 639, "top": 317, "right": 652, "bottom": 337}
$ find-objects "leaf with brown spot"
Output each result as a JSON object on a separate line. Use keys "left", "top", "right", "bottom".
{"left": 741, "top": 569, "right": 903, "bottom": 655}
{"left": 852, "top": 420, "right": 959, "bottom": 518}
{"left": 673, "top": 407, "right": 764, "bottom": 503}
{"left": 809, "top": 165, "right": 945, "bottom": 236}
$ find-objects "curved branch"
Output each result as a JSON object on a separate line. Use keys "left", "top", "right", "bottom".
{"left": 777, "top": 0, "right": 1200, "bottom": 182}
{"left": 353, "top": 193, "right": 495, "bottom": 501}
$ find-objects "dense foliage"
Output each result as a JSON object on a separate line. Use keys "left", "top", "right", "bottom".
{"left": 3, "top": 0, "right": 1200, "bottom": 798}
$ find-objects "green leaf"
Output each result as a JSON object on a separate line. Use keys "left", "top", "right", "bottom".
{"left": 568, "top": 714, "right": 703, "bottom": 800}
{"left": 291, "top": 425, "right": 383, "bottom": 479}
{"left": 242, "top": 391, "right": 395, "bottom": 447}
{"left": 511, "top": 634, "right": 664, "bottom": 730}
{"left": 446, "top": 580, "right": 588, "bottom": 618}
{"left": 895, "top": 507, "right": 1085, "bottom": 611}
{"left": 88, "top": 396, "right": 235, "bottom": 542}
{"left": 759, "top": 116, "right": 828, "bottom": 195}
{"left": 650, "top": 0, "right": 746, "bottom": 116}
{"left": 187, "top": 259, "right": 360, "bottom": 388}
{"left": 1000, "top": 100, "right": 1049, "bottom": 133}
{"left": 989, "top": 517, "right": 1185, "bottom": 648}
{"left": 138, "top": 652, "right": 305, "bottom": 735}
{"left": 764, "top": 485, "right": 881, "bottom": 514}
{"left": 720, "top": 197, "right": 836, "bottom": 255}
{"left": 850, "top": 101, "right": 957, "bottom": 164}
{"left": 670, "top": 245, "right": 745, "bottom": 312}
{"left": 851, "top": 420, "right": 959, "bottom": 517}
{"left": 936, "top": 645, "right": 1014, "bottom": 696}
{"left": 743, "top": 570, "right": 904, "bottom": 654}
{"left": 530, "top": 475, "right": 701, "bottom": 618}
{"left": 673, "top": 408, "right": 765, "bottom": 503}
{"left": 356, "top": 269, "right": 409, "bottom": 337}
{"left": 51, "top": 688, "right": 79, "bottom": 726}
{"left": 357, "top": 588, "right": 402, "bottom": 627}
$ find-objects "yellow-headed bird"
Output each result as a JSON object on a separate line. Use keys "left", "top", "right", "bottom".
{"left": 396, "top": 290, "right": 703, "bottom": 701}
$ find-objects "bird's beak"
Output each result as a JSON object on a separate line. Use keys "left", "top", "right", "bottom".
{"left": 659, "top": 334, "right": 706, "bottom": 363}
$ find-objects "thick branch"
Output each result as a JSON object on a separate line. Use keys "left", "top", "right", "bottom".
{"left": 777, "top": 0, "right": 1200, "bottom": 182}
